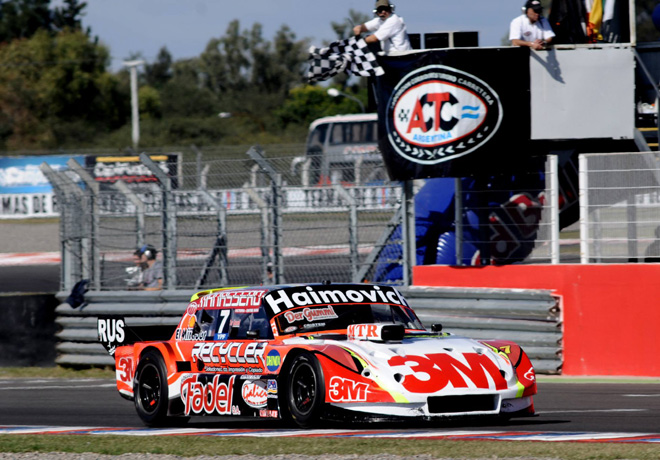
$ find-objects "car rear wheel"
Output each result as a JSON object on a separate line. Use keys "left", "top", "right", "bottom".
{"left": 134, "top": 350, "right": 169, "bottom": 426}
{"left": 285, "top": 352, "right": 324, "bottom": 428}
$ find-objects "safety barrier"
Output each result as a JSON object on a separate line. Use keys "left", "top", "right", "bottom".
{"left": 55, "top": 286, "right": 562, "bottom": 373}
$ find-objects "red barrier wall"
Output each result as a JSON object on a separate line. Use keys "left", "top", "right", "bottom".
{"left": 413, "top": 264, "right": 660, "bottom": 377}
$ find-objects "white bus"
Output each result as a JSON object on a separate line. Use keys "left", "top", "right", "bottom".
{"left": 304, "top": 113, "right": 386, "bottom": 185}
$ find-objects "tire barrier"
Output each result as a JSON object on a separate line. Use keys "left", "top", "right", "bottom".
{"left": 55, "top": 286, "right": 562, "bottom": 373}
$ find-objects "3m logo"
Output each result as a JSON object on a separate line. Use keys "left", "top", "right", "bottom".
{"left": 328, "top": 376, "right": 369, "bottom": 402}
{"left": 386, "top": 65, "right": 502, "bottom": 165}
{"left": 388, "top": 352, "right": 507, "bottom": 393}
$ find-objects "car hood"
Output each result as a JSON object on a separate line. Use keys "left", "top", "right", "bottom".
{"left": 285, "top": 333, "right": 520, "bottom": 397}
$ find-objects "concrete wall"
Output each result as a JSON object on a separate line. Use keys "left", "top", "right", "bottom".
{"left": 0, "top": 293, "right": 58, "bottom": 366}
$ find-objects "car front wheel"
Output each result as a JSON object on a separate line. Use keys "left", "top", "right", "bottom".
{"left": 285, "top": 352, "right": 324, "bottom": 428}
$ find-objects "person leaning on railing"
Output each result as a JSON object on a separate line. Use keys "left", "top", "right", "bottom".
{"left": 509, "top": 0, "right": 555, "bottom": 50}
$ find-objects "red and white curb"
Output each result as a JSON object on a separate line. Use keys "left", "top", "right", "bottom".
{"left": 0, "top": 426, "right": 659, "bottom": 443}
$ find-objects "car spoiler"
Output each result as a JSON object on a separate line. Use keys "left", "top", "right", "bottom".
{"left": 97, "top": 315, "right": 175, "bottom": 356}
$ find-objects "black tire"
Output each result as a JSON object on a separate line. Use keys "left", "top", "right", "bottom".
{"left": 134, "top": 350, "right": 170, "bottom": 426}
{"left": 284, "top": 352, "right": 324, "bottom": 428}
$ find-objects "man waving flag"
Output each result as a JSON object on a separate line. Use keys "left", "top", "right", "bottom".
{"left": 306, "top": 36, "right": 384, "bottom": 82}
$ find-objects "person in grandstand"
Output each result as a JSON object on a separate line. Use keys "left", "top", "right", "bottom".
{"left": 128, "top": 244, "right": 163, "bottom": 290}
{"left": 353, "top": 0, "right": 411, "bottom": 54}
{"left": 510, "top": 0, "right": 555, "bottom": 50}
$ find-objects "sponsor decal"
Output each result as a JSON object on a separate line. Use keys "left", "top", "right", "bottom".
{"left": 328, "top": 376, "right": 369, "bottom": 402}
{"left": 386, "top": 65, "right": 502, "bottom": 165}
{"left": 191, "top": 342, "right": 266, "bottom": 374}
{"left": 259, "top": 409, "right": 279, "bottom": 418}
{"left": 283, "top": 306, "right": 338, "bottom": 324}
{"left": 181, "top": 374, "right": 236, "bottom": 415}
{"left": 388, "top": 352, "right": 507, "bottom": 393}
{"left": 267, "top": 379, "right": 278, "bottom": 395}
{"left": 241, "top": 380, "right": 268, "bottom": 408}
{"left": 186, "top": 301, "right": 200, "bottom": 316}
{"left": 264, "top": 285, "right": 407, "bottom": 314}
{"left": 265, "top": 350, "right": 281, "bottom": 372}
{"left": 198, "top": 290, "right": 267, "bottom": 310}
{"left": 524, "top": 368, "right": 536, "bottom": 382}
{"left": 347, "top": 324, "right": 380, "bottom": 341}
{"left": 97, "top": 317, "right": 126, "bottom": 355}
{"left": 175, "top": 328, "right": 207, "bottom": 341}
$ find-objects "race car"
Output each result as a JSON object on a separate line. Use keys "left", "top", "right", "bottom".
{"left": 98, "top": 283, "right": 536, "bottom": 427}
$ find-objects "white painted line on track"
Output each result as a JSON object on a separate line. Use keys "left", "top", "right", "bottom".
{"left": 539, "top": 408, "right": 646, "bottom": 414}
{"left": 0, "top": 383, "right": 116, "bottom": 390}
{"left": 2, "top": 426, "right": 660, "bottom": 443}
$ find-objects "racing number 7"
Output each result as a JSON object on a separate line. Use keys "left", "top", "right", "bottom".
{"left": 217, "top": 310, "right": 230, "bottom": 335}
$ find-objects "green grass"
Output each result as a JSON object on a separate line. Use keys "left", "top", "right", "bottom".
{"left": 0, "top": 435, "right": 659, "bottom": 459}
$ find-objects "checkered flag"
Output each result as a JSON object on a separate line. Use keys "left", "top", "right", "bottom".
{"left": 306, "top": 36, "right": 385, "bottom": 82}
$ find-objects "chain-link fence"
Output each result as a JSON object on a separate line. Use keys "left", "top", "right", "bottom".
{"left": 579, "top": 151, "right": 660, "bottom": 262}
{"left": 44, "top": 146, "right": 404, "bottom": 291}
{"left": 42, "top": 146, "right": 576, "bottom": 292}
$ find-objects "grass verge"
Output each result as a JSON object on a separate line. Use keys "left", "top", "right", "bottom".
{"left": 1, "top": 435, "right": 660, "bottom": 459}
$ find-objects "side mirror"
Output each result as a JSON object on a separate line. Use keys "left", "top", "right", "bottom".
{"left": 431, "top": 323, "right": 443, "bottom": 333}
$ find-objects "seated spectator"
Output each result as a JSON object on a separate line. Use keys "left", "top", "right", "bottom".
{"left": 129, "top": 244, "right": 163, "bottom": 290}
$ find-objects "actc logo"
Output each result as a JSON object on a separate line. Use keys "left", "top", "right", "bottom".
{"left": 386, "top": 65, "right": 502, "bottom": 165}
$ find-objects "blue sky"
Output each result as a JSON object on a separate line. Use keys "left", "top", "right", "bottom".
{"left": 78, "top": 1, "right": 527, "bottom": 71}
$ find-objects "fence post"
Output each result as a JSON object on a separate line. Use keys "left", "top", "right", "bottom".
{"left": 113, "top": 180, "right": 146, "bottom": 248}
{"left": 40, "top": 163, "right": 84, "bottom": 292}
{"left": 454, "top": 178, "right": 463, "bottom": 266}
{"left": 333, "top": 184, "right": 359, "bottom": 281}
{"left": 247, "top": 146, "right": 284, "bottom": 284}
{"left": 244, "top": 187, "right": 271, "bottom": 284}
{"left": 196, "top": 190, "right": 228, "bottom": 287}
{"left": 401, "top": 180, "right": 415, "bottom": 286}
{"left": 67, "top": 159, "right": 101, "bottom": 290}
{"left": 579, "top": 154, "right": 590, "bottom": 263}
{"left": 549, "top": 154, "right": 560, "bottom": 264}
{"left": 139, "top": 153, "right": 177, "bottom": 289}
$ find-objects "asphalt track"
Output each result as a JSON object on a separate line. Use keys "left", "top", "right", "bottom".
{"left": 1, "top": 378, "right": 660, "bottom": 442}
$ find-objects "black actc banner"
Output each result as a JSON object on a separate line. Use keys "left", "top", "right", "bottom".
{"left": 375, "top": 47, "right": 531, "bottom": 180}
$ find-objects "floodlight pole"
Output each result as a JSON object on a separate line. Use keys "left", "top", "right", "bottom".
{"left": 124, "top": 60, "right": 144, "bottom": 150}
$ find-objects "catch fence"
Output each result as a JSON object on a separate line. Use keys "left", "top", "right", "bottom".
{"left": 579, "top": 151, "right": 660, "bottom": 262}
{"left": 43, "top": 146, "right": 573, "bottom": 293}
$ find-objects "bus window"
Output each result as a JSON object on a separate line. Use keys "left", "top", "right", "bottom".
{"left": 308, "top": 124, "right": 328, "bottom": 151}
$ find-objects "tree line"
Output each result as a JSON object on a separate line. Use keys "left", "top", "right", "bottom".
{"left": 0, "top": 1, "right": 657, "bottom": 152}
{"left": 0, "top": 1, "right": 369, "bottom": 151}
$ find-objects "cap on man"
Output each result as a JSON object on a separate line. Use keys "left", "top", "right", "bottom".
{"left": 352, "top": 0, "right": 411, "bottom": 54}
{"left": 509, "top": 0, "right": 555, "bottom": 50}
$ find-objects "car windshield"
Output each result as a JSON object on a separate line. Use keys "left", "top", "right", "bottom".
{"left": 273, "top": 303, "right": 424, "bottom": 335}
{"left": 192, "top": 307, "right": 273, "bottom": 340}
